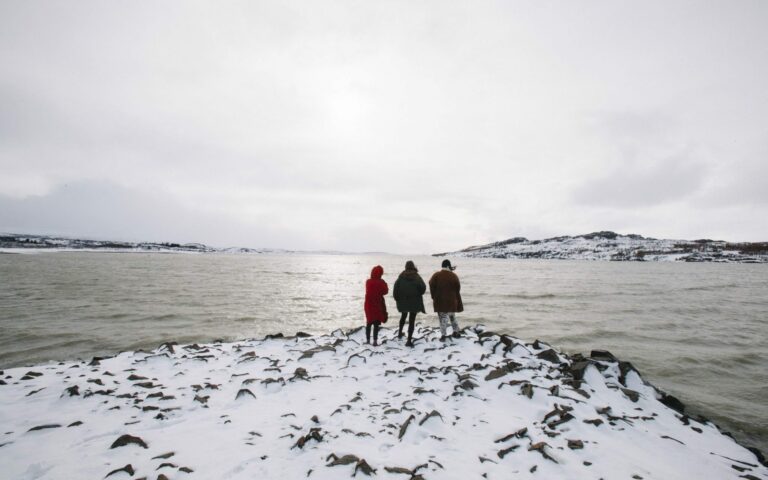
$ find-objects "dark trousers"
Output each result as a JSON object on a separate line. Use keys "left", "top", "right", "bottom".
{"left": 365, "top": 321, "right": 380, "bottom": 343}
{"left": 399, "top": 311, "right": 417, "bottom": 341}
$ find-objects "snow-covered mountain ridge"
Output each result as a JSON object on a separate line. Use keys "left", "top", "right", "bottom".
{"left": 0, "top": 233, "right": 279, "bottom": 254}
{"left": 435, "top": 231, "right": 768, "bottom": 263}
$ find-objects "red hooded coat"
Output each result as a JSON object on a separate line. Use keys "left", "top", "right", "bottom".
{"left": 364, "top": 265, "right": 389, "bottom": 324}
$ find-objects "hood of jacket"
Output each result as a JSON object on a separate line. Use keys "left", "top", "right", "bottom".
{"left": 399, "top": 269, "right": 421, "bottom": 280}
{"left": 370, "top": 265, "right": 384, "bottom": 279}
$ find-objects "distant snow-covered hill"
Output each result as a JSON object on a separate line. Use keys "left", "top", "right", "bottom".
{"left": 434, "top": 231, "right": 768, "bottom": 263}
{"left": 0, "top": 233, "right": 279, "bottom": 254}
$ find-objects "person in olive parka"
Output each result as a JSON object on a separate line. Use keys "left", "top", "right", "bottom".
{"left": 392, "top": 260, "right": 426, "bottom": 347}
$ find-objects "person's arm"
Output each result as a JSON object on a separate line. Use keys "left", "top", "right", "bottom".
{"left": 393, "top": 278, "right": 400, "bottom": 301}
{"left": 381, "top": 280, "right": 389, "bottom": 296}
{"left": 417, "top": 276, "right": 426, "bottom": 295}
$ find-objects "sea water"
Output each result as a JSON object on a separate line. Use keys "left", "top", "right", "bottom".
{"left": 1, "top": 252, "right": 766, "bottom": 453}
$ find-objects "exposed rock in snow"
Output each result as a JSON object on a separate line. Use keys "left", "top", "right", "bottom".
{"left": 0, "top": 325, "right": 766, "bottom": 479}
{"left": 435, "top": 231, "right": 768, "bottom": 262}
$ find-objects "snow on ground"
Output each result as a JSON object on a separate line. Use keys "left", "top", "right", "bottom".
{"left": 448, "top": 234, "right": 768, "bottom": 263}
{"left": 1, "top": 325, "right": 765, "bottom": 480}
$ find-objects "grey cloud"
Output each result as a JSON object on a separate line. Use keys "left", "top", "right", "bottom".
{"left": 0, "top": 181, "right": 295, "bottom": 248}
{"left": 572, "top": 153, "right": 707, "bottom": 208}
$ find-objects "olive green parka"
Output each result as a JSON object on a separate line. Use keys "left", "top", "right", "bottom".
{"left": 393, "top": 270, "right": 426, "bottom": 313}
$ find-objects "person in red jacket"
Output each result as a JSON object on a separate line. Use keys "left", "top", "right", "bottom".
{"left": 364, "top": 265, "right": 388, "bottom": 346}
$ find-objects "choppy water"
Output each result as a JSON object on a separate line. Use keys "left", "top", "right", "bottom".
{"left": 1, "top": 252, "right": 766, "bottom": 454}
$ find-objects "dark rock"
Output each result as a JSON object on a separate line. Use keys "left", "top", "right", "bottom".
{"left": 583, "top": 419, "right": 604, "bottom": 427}
{"left": 291, "top": 367, "right": 310, "bottom": 381}
{"left": 264, "top": 333, "right": 284, "bottom": 340}
{"left": 660, "top": 435, "right": 685, "bottom": 445}
{"left": 497, "top": 444, "right": 519, "bottom": 459}
{"left": 27, "top": 424, "right": 61, "bottom": 432}
{"left": 128, "top": 374, "right": 148, "bottom": 381}
{"left": 495, "top": 427, "right": 528, "bottom": 443}
{"left": 152, "top": 452, "right": 175, "bottom": 460}
{"left": 260, "top": 377, "right": 285, "bottom": 387}
{"left": 419, "top": 410, "right": 443, "bottom": 426}
{"left": 194, "top": 395, "right": 210, "bottom": 405}
{"left": 26, "top": 388, "right": 45, "bottom": 396}
{"left": 458, "top": 379, "right": 478, "bottom": 391}
{"left": 746, "top": 447, "right": 767, "bottom": 467}
{"left": 110, "top": 434, "right": 149, "bottom": 449}
{"left": 134, "top": 382, "right": 158, "bottom": 389}
{"left": 567, "top": 439, "right": 584, "bottom": 450}
{"left": 105, "top": 464, "right": 134, "bottom": 478}
{"left": 89, "top": 357, "right": 107, "bottom": 366}
{"left": 292, "top": 428, "right": 323, "bottom": 449}
{"left": 299, "top": 345, "right": 336, "bottom": 360}
{"left": 528, "top": 442, "right": 557, "bottom": 463}
{"left": 590, "top": 350, "right": 617, "bottom": 362}
{"left": 343, "top": 353, "right": 367, "bottom": 367}
{"left": 384, "top": 466, "right": 413, "bottom": 475}
{"left": 547, "top": 413, "right": 574, "bottom": 429}
{"left": 618, "top": 361, "right": 639, "bottom": 386}
{"left": 398, "top": 415, "right": 415, "bottom": 440}
{"left": 569, "top": 361, "right": 592, "bottom": 381}
{"left": 68, "top": 421, "right": 83, "bottom": 427}
{"left": 156, "top": 462, "right": 177, "bottom": 470}
{"left": 295, "top": 331, "right": 312, "bottom": 338}
{"left": 158, "top": 475, "right": 170, "bottom": 480}
{"left": 536, "top": 349, "right": 561, "bottom": 363}
{"left": 484, "top": 362, "right": 521, "bottom": 381}
{"left": 520, "top": 383, "right": 534, "bottom": 399}
{"left": 621, "top": 388, "right": 640, "bottom": 402}
{"left": 178, "top": 466, "right": 194, "bottom": 473}
{"left": 658, "top": 391, "right": 685, "bottom": 414}
{"left": 326, "top": 453, "right": 360, "bottom": 466}
{"left": 354, "top": 459, "right": 376, "bottom": 476}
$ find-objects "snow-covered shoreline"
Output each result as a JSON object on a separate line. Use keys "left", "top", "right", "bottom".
{"left": 1, "top": 325, "right": 765, "bottom": 479}
{"left": 436, "top": 232, "right": 768, "bottom": 263}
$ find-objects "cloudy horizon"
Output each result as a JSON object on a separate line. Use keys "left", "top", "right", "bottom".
{"left": 1, "top": 1, "right": 767, "bottom": 254}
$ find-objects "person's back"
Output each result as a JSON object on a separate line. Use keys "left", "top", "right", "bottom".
{"left": 393, "top": 260, "right": 426, "bottom": 347}
{"left": 364, "top": 265, "right": 388, "bottom": 346}
{"left": 429, "top": 259, "right": 463, "bottom": 340}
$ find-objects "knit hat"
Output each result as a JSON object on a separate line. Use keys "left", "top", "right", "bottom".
{"left": 405, "top": 260, "right": 417, "bottom": 272}
{"left": 441, "top": 259, "right": 455, "bottom": 271}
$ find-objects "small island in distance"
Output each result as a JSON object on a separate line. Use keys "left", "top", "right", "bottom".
{"left": 434, "top": 231, "right": 768, "bottom": 263}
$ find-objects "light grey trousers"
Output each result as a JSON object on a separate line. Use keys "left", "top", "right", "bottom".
{"left": 437, "top": 312, "right": 459, "bottom": 336}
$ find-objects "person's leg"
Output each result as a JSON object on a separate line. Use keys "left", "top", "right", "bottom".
{"left": 438, "top": 312, "right": 449, "bottom": 339}
{"left": 365, "top": 323, "right": 371, "bottom": 344}
{"left": 398, "top": 312, "right": 407, "bottom": 338}
{"left": 373, "top": 321, "right": 380, "bottom": 346}
{"left": 450, "top": 313, "right": 460, "bottom": 337}
{"left": 406, "top": 311, "right": 417, "bottom": 345}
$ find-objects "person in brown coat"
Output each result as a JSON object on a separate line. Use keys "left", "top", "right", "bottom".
{"left": 428, "top": 259, "right": 463, "bottom": 341}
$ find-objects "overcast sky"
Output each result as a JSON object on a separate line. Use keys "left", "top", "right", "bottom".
{"left": 1, "top": 1, "right": 766, "bottom": 253}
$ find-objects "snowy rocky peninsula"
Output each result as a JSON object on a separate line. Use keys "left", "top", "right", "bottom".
{"left": 1, "top": 325, "right": 766, "bottom": 480}
{"left": 0, "top": 234, "right": 277, "bottom": 254}
{"left": 435, "top": 231, "right": 768, "bottom": 263}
